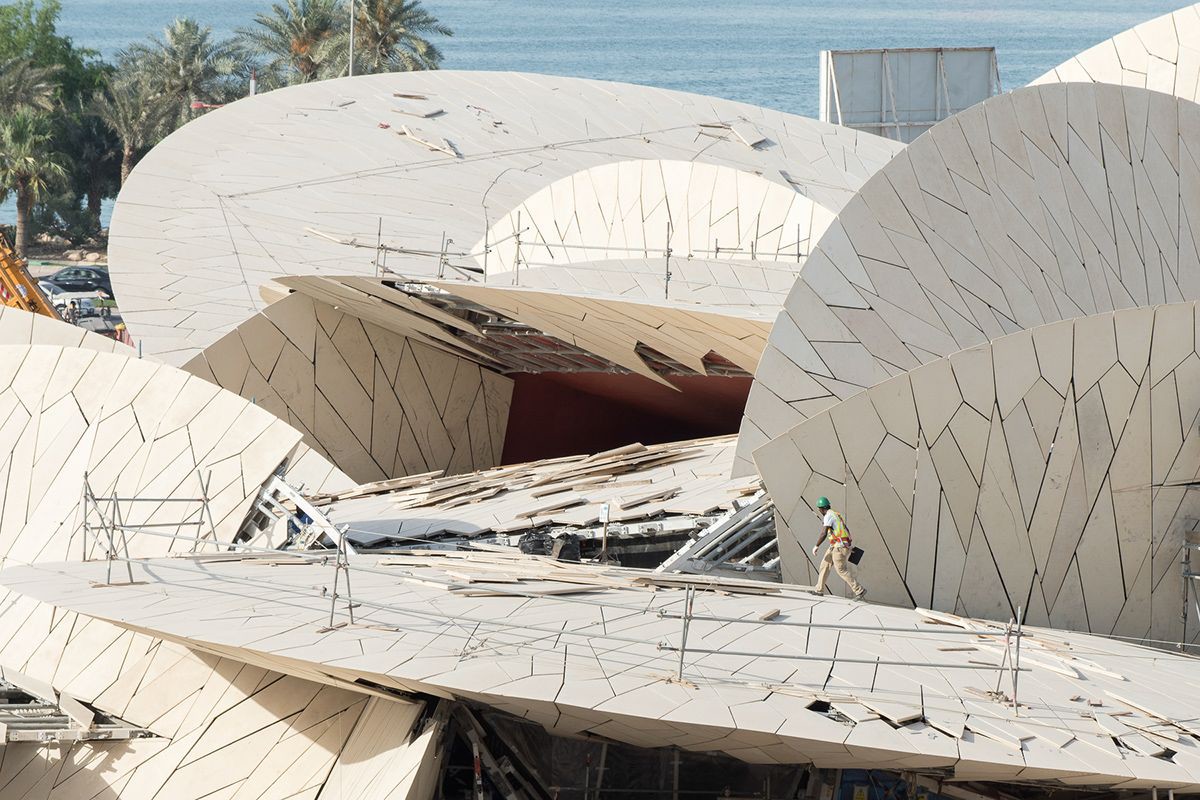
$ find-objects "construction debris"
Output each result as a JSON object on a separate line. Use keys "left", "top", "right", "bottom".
{"left": 301, "top": 436, "right": 770, "bottom": 570}
{"left": 399, "top": 125, "right": 460, "bottom": 157}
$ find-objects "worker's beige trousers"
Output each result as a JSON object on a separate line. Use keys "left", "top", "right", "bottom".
{"left": 815, "top": 544, "right": 864, "bottom": 596}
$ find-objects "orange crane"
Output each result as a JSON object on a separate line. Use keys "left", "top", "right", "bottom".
{"left": 0, "top": 233, "right": 60, "bottom": 319}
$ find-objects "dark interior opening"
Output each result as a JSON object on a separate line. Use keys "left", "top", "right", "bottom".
{"left": 500, "top": 371, "right": 752, "bottom": 463}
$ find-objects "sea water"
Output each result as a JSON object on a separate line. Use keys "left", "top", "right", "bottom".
{"left": 1, "top": 0, "right": 1186, "bottom": 226}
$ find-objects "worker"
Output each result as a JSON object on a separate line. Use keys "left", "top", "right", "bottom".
{"left": 811, "top": 497, "right": 866, "bottom": 600}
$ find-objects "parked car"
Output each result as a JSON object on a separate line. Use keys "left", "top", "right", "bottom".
{"left": 37, "top": 280, "right": 64, "bottom": 299}
{"left": 45, "top": 266, "right": 112, "bottom": 296}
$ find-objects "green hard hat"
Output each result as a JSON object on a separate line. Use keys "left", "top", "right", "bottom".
{"left": 816, "top": 496, "right": 831, "bottom": 509}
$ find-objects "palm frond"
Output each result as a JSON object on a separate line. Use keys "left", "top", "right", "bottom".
{"left": 0, "top": 58, "right": 59, "bottom": 110}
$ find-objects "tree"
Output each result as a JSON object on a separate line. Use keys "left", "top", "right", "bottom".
{"left": 0, "top": 57, "right": 56, "bottom": 110}
{"left": 238, "top": 0, "right": 451, "bottom": 85}
{"left": 238, "top": 0, "right": 340, "bottom": 85}
{"left": 323, "top": 0, "right": 451, "bottom": 75}
{"left": 90, "top": 77, "right": 171, "bottom": 185}
{"left": 0, "top": 0, "right": 104, "bottom": 104}
{"left": 0, "top": 111, "right": 67, "bottom": 256}
{"left": 0, "top": 1, "right": 113, "bottom": 247}
{"left": 60, "top": 101, "right": 121, "bottom": 223}
{"left": 120, "top": 18, "right": 239, "bottom": 130}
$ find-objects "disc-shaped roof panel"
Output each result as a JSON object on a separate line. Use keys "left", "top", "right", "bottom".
{"left": 108, "top": 71, "right": 904, "bottom": 366}
{"left": 736, "top": 81, "right": 1200, "bottom": 474}
{"left": 1031, "top": 3, "right": 1200, "bottom": 100}
{"left": 9, "top": 551, "right": 1200, "bottom": 790}
{"left": 756, "top": 301, "right": 1200, "bottom": 644}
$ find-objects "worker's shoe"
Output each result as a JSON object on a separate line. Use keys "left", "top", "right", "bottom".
{"left": 853, "top": 589, "right": 868, "bottom": 602}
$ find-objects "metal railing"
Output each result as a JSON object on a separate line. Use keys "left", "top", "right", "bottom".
{"left": 309, "top": 210, "right": 813, "bottom": 298}
{"left": 74, "top": 480, "right": 1033, "bottom": 717}
{"left": 81, "top": 539, "right": 1031, "bottom": 685}
{"left": 656, "top": 587, "right": 1027, "bottom": 710}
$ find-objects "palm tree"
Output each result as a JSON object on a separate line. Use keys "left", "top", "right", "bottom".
{"left": 322, "top": 0, "right": 452, "bottom": 75}
{"left": 0, "top": 57, "right": 57, "bottom": 111}
{"left": 0, "top": 111, "right": 68, "bottom": 257}
{"left": 237, "top": 0, "right": 340, "bottom": 85}
{"left": 61, "top": 102, "right": 122, "bottom": 225}
{"left": 121, "top": 18, "right": 239, "bottom": 130}
{"left": 90, "top": 77, "right": 172, "bottom": 184}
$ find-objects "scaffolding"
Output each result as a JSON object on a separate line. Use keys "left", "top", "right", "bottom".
{"left": 78, "top": 469, "right": 220, "bottom": 585}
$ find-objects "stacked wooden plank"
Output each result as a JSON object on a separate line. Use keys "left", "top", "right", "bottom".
{"left": 372, "top": 548, "right": 785, "bottom": 598}
{"left": 315, "top": 435, "right": 762, "bottom": 543}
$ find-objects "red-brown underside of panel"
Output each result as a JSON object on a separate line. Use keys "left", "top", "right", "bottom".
{"left": 501, "top": 371, "right": 751, "bottom": 463}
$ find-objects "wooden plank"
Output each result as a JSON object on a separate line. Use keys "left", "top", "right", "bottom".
{"left": 579, "top": 442, "right": 647, "bottom": 463}
{"left": 631, "top": 575, "right": 779, "bottom": 594}
{"left": 520, "top": 494, "right": 586, "bottom": 518}
{"left": 393, "top": 105, "right": 445, "bottom": 118}
{"left": 452, "top": 583, "right": 602, "bottom": 597}
{"left": 616, "top": 487, "right": 678, "bottom": 510}
{"left": 399, "top": 125, "right": 459, "bottom": 157}
{"left": 1105, "top": 688, "right": 1178, "bottom": 722}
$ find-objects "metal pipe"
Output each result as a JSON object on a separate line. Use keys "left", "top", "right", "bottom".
{"left": 677, "top": 585, "right": 693, "bottom": 680}
{"left": 88, "top": 497, "right": 207, "bottom": 504}
{"left": 108, "top": 522, "right": 211, "bottom": 529}
{"left": 1012, "top": 605, "right": 1024, "bottom": 715}
{"left": 114, "top": 498, "right": 134, "bottom": 584}
{"left": 656, "top": 610, "right": 1020, "bottom": 638}
{"left": 200, "top": 470, "right": 219, "bottom": 551}
{"left": 328, "top": 545, "right": 342, "bottom": 628}
{"left": 663, "top": 219, "right": 672, "bottom": 300}
{"left": 994, "top": 617, "right": 1014, "bottom": 694}
{"left": 341, "top": 533, "right": 355, "bottom": 624}
{"left": 656, "top": 644, "right": 1026, "bottom": 672}
{"left": 513, "top": 211, "right": 522, "bottom": 285}
{"left": 739, "top": 538, "right": 778, "bottom": 564}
